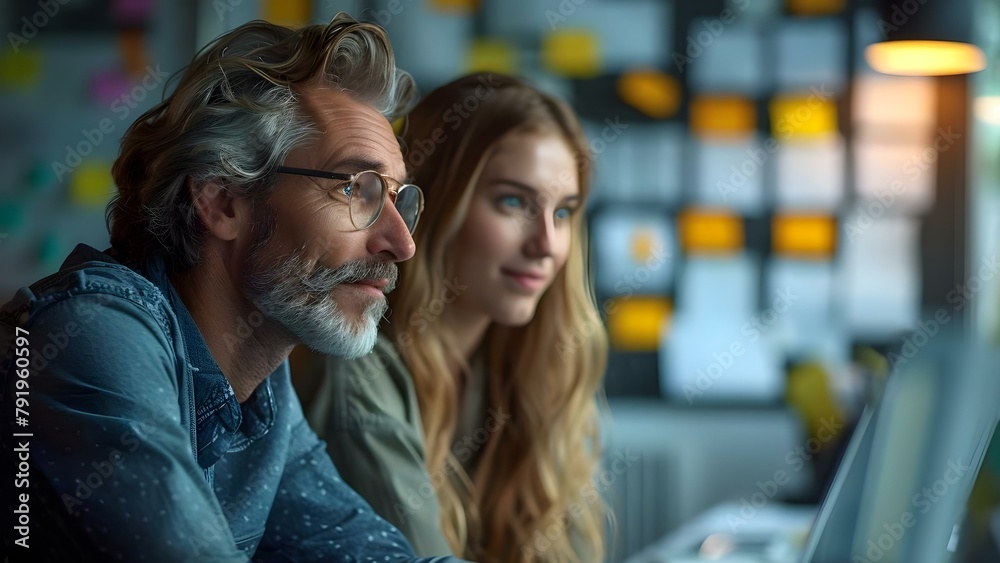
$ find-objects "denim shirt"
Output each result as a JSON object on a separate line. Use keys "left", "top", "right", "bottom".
{"left": 0, "top": 244, "right": 463, "bottom": 562}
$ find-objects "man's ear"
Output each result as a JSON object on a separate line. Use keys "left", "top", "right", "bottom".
{"left": 188, "top": 177, "right": 251, "bottom": 242}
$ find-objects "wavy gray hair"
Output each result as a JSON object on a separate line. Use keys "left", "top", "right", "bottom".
{"left": 107, "top": 12, "right": 417, "bottom": 272}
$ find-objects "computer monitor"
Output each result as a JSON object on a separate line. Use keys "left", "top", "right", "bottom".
{"left": 802, "top": 336, "right": 1000, "bottom": 563}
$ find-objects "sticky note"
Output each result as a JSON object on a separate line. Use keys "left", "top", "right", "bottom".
{"left": 430, "top": 0, "right": 479, "bottom": 11}
{"left": 28, "top": 161, "right": 56, "bottom": 193}
{"left": 466, "top": 38, "right": 516, "bottom": 75}
{"left": 663, "top": 255, "right": 785, "bottom": 404}
{"left": 770, "top": 94, "right": 838, "bottom": 139}
{"left": 591, "top": 209, "right": 674, "bottom": 296}
{"left": 37, "top": 232, "right": 61, "bottom": 265}
{"left": 690, "top": 95, "right": 756, "bottom": 139}
{"left": 842, "top": 216, "right": 920, "bottom": 338}
{"left": 775, "top": 20, "right": 847, "bottom": 92}
{"left": 542, "top": 30, "right": 601, "bottom": 78}
{"left": 607, "top": 297, "right": 672, "bottom": 351}
{"left": 113, "top": 0, "right": 155, "bottom": 24}
{"left": 586, "top": 122, "right": 683, "bottom": 206}
{"left": 677, "top": 254, "right": 758, "bottom": 320}
{"left": 118, "top": 29, "right": 149, "bottom": 78}
{"left": 852, "top": 75, "right": 936, "bottom": 131}
{"left": 628, "top": 124, "right": 683, "bottom": 205}
{"left": 263, "top": 0, "right": 311, "bottom": 27}
{"left": 772, "top": 214, "right": 837, "bottom": 258}
{"left": 694, "top": 138, "right": 767, "bottom": 214}
{"left": 786, "top": 0, "right": 846, "bottom": 16}
{"left": 679, "top": 209, "right": 744, "bottom": 254}
{"left": 70, "top": 161, "right": 116, "bottom": 206}
{"left": 617, "top": 69, "right": 680, "bottom": 119}
{"left": 0, "top": 49, "right": 42, "bottom": 89}
{"left": 661, "top": 313, "right": 783, "bottom": 403}
{"left": 91, "top": 69, "right": 132, "bottom": 106}
{"left": 774, "top": 135, "right": 846, "bottom": 210}
{"left": 0, "top": 203, "right": 25, "bottom": 232}
{"left": 766, "top": 258, "right": 837, "bottom": 355}
{"left": 689, "top": 25, "right": 764, "bottom": 95}
{"left": 854, "top": 136, "right": 936, "bottom": 214}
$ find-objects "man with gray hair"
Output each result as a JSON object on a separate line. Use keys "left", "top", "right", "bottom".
{"left": 0, "top": 13, "right": 459, "bottom": 562}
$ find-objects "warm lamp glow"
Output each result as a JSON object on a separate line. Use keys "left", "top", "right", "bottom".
{"left": 865, "top": 40, "right": 985, "bottom": 76}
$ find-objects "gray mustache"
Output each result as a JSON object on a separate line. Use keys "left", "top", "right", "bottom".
{"left": 301, "top": 258, "right": 398, "bottom": 294}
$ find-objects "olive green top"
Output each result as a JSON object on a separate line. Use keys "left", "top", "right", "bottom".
{"left": 305, "top": 334, "right": 484, "bottom": 557}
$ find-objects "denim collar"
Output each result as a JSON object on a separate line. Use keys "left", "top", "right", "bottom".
{"left": 139, "top": 251, "right": 276, "bottom": 469}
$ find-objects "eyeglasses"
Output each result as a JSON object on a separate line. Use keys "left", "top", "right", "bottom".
{"left": 276, "top": 166, "right": 425, "bottom": 234}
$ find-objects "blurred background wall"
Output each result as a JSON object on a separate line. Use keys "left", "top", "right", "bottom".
{"left": 2, "top": 0, "right": 999, "bottom": 560}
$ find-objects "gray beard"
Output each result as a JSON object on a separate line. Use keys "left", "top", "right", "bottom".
{"left": 242, "top": 251, "right": 397, "bottom": 359}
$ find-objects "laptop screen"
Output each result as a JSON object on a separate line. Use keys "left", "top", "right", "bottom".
{"left": 802, "top": 337, "right": 1000, "bottom": 563}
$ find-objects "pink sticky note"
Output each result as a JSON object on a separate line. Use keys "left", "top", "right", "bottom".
{"left": 113, "top": 0, "right": 155, "bottom": 24}
{"left": 91, "top": 70, "right": 131, "bottom": 106}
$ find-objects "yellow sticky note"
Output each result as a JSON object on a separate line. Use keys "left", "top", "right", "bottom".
{"left": 770, "top": 95, "right": 838, "bottom": 139}
{"left": 690, "top": 96, "right": 756, "bottom": 139}
{"left": 542, "top": 30, "right": 600, "bottom": 78}
{"left": 607, "top": 297, "right": 672, "bottom": 351}
{"left": 787, "top": 0, "right": 845, "bottom": 16}
{"left": 679, "top": 209, "right": 744, "bottom": 254}
{"left": 71, "top": 161, "right": 115, "bottom": 206}
{"left": 617, "top": 69, "right": 681, "bottom": 119}
{"left": 0, "top": 49, "right": 42, "bottom": 89}
{"left": 467, "top": 38, "right": 516, "bottom": 75}
{"left": 263, "top": 0, "right": 311, "bottom": 27}
{"left": 430, "top": 0, "right": 479, "bottom": 11}
{"left": 772, "top": 214, "right": 837, "bottom": 258}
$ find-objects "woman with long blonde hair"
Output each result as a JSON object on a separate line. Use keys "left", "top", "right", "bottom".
{"left": 299, "top": 72, "right": 609, "bottom": 562}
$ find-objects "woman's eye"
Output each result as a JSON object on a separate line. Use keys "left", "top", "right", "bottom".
{"left": 499, "top": 195, "right": 522, "bottom": 209}
{"left": 555, "top": 207, "right": 573, "bottom": 220}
